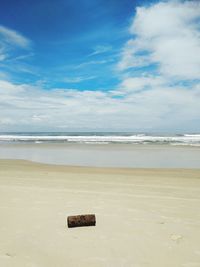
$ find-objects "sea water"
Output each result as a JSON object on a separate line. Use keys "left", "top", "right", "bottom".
{"left": 0, "top": 132, "right": 200, "bottom": 145}
{"left": 0, "top": 132, "right": 200, "bottom": 168}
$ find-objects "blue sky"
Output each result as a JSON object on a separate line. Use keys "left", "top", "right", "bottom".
{"left": 0, "top": 0, "right": 200, "bottom": 132}
{"left": 0, "top": 0, "right": 139, "bottom": 90}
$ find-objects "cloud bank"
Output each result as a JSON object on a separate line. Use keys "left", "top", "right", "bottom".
{"left": 0, "top": 78, "right": 200, "bottom": 132}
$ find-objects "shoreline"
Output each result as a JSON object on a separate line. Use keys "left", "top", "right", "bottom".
{"left": 0, "top": 143, "right": 200, "bottom": 168}
{"left": 2, "top": 142, "right": 200, "bottom": 148}
{"left": 1, "top": 158, "right": 200, "bottom": 171}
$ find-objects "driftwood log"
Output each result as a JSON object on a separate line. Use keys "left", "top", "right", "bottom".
{"left": 67, "top": 214, "right": 96, "bottom": 228}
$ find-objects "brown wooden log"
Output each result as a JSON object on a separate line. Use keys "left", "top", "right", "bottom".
{"left": 67, "top": 214, "right": 96, "bottom": 228}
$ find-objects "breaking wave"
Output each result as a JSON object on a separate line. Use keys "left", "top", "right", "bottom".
{"left": 0, "top": 132, "right": 200, "bottom": 146}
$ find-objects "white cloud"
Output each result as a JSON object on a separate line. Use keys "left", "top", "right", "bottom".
{"left": 88, "top": 45, "right": 112, "bottom": 57}
{"left": 74, "top": 59, "right": 110, "bottom": 69}
{"left": 0, "top": 45, "right": 7, "bottom": 61}
{"left": 0, "top": 79, "right": 200, "bottom": 132}
{"left": 7, "top": 53, "right": 34, "bottom": 62}
{"left": 63, "top": 76, "right": 96, "bottom": 83}
{"left": 118, "top": 76, "right": 166, "bottom": 93}
{"left": 0, "top": 25, "right": 31, "bottom": 48}
{"left": 111, "top": 0, "right": 200, "bottom": 132}
{"left": 0, "top": 25, "right": 32, "bottom": 63}
{"left": 118, "top": 0, "right": 200, "bottom": 80}
{"left": 0, "top": 53, "right": 7, "bottom": 61}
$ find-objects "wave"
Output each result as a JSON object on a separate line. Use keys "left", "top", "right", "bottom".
{"left": 0, "top": 133, "right": 200, "bottom": 146}
{"left": 184, "top": 134, "right": 200, "bottom": 137}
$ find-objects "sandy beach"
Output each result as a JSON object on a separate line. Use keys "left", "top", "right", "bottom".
{"left": 0, "top": 160, "right": 200, "bottom": 267}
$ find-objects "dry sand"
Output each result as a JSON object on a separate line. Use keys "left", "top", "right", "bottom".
{"left": 0, "top": 159, "right": 200, "bottom": 267}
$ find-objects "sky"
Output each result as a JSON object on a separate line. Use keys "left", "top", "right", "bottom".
{"left": 0, "top": 0, "right": 200, "bottom": 132}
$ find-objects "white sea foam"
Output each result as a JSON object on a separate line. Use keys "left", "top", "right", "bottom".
{"left": 184, "top": 134, "right": 200, "bottom": 137}
{"left": 0, "top": 133, "right": 200, "bottom": 146}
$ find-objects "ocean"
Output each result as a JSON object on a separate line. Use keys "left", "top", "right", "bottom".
{"left": 0, "top": 132, "right": 200, "bottom": 168}
{"left": 0, "top": 132, "right": 200, "bottom": 146}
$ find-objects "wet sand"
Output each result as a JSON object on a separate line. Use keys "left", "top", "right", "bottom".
{"left": 0, "top": 159, "right": 200, "bottom": 266}
{"left": 0, "top": 143, "right": 200, "bottom": 168}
